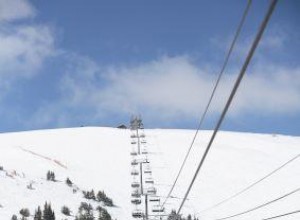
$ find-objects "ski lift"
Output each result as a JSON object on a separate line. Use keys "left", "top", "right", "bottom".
{"left": 131, "top": 190, "right": 141, "bottom": 198}
{"left": 149, "top": 197, "right": 160, "bottom": 202}
{"left": 131, "top": 134, "right": 137, "bottom": 138}
{"left": 132, "top": 209, "right": 143, "bottom": 218}
{"left": 130, "top": 151, "right": 138, "bottom": 156}
{"left": 144, "top": 170, "right": 152, "bottom": 174}
{"left": 141, "top": 150, "right": 148, "bottom": 155}
{"left": 141, "top": 140, "right": 146, "bottom": 144}
{"left": 146, "top": 186, "right": 157, "bottom": 195}
{"left": 131, "top": 198, "right": 142, "bottom": 205}
{"left": 131, "top": 159, "right": 138, "bottom": 165}
{"left": 145, "top": 178, "right": 154, "bottom": 184}
{"left": 131, "top": 141, "right": 137, "bottom": 144}
{"left": 140, "top": 134, "right": 145, "bottom": 138}
{"left": 152, "top": 205, "right": 164, "bottom": 213}
{"left": 131, "top": 169, "right": 139, "bottom": 176}
{"left": 131, "top": 182, "right": 140, "bottom": 188}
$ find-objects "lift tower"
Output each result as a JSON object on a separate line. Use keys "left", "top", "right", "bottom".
{"left": 130, "top": 116, "right": 164, "bottom": 220}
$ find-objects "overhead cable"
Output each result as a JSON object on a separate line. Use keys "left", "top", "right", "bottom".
{"left": 200, "top": 153, "right": 300, "bottom": 213}
{"left": 262, "top": 209, "right": 300, "bottom": 220}
{"left": 214, "top": 187, "right": 300, "bottom": 220}
{"left": 177, "top": 0, "right": 278, "bottom": 215}
{"left": 161, "top": 0, "right": 252, "bottom": 208}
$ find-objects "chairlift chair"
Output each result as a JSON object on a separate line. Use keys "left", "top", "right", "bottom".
{"left": 131, "top": 182, "right": 140, "bottom": 188}
{"left": 144, "top": 170, "right": 152, "bottom": 174}
{"left": 130, "top": 151, "right": 138, "bottom": 156}
{"left": 131, "top": 198, "right": 142, "bottom": 205}
{"left": 146, "top": 186, "right": 157, "bottom": 195}
{"left": 131, "top": 159, "right": 138, "bottom": 165}
{"left": 152, "top": 205, "right": 164, "bottom": 213}
{"left": 145, "top": 178, "right": 154, "bottom": 184}
{"left": 132, "top": 209, "right": 143, "bottom": 218}
{"left": 131, "top": 169, "right": 139, "bottom": 176}
{"left": 141, "top": 150, "right": 148, "bottom": 155}
{"left": 131, "top": 190, "right": 141, "bottom": 198}
{"left": 149, "top": 197, "right": 160, "bottom": 202}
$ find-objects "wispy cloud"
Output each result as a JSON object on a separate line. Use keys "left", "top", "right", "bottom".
{"left": 45, "top": 54, "right": 300, "bottom": 126}
{"left": 0, "top": 25, "right": 55, "bottom": 77}
{"left": 0, "top": 0, "right": 55, "bottom": 98}
{"left": 0, "top": 0, "right": 35, "bottom": 22}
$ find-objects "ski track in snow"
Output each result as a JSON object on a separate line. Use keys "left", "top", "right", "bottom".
{"left": 18, "top": 146, "right": 68, "bottom": 169}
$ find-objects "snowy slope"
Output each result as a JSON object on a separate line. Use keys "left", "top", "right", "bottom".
{"left": 0, "top": 127, "right": 299, "bottom": 220}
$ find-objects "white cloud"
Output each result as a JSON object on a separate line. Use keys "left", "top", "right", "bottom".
{"left": 0, "top": 0, "right": 55, "bottom": 98}
{"left": 57, "top": 55, "right": 300, "bottom": 123}
{"left": 234, "top": 65, "right": 300, "bottom": 115}
{"left": 0, "top": 25, "right": 55, "bottom": 77}
{"left": 0, "top": 0, "right": 35, "bottom": 22}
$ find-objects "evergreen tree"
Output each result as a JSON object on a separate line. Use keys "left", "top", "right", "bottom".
{"left": 19, "top": 208, "right": 30, "bottom": 220}
{"left": 46, "top": 171, "right": 56, "bottom": 181}
{"left": 90, "top": 190, "right": 96, "bottom": 200}
{"left": 96, "top": 191, "right": 105, "bottom": 202}
{"left": 34, "top": 206, "right": 42, "bottom": 220}
{"left": 97, "top": 206, "right": 111, "bottom": 220}
{"left": 66, "top": 177, "right": 73, "bottom": 186}
{"left": 43, "top": 202, "right": 55, "bottom": 220}
{"left": 11, "top": 215, "right": 18, "bottom": 220}
{"left": 96, "top": 191, "right": 113, "bottom": 206}
{"left": 61, "top": 206, "right": 71, "bottom": 216}
{"left": 83, "top": 189, "right": 97, "bottom": 200}
{"left": 168, "top": 210, "right": 181, "bottom": 220}
{"left": 77, "top": 202, "right": 94, "bottom": 220}
{"left": 47, "top": 171, "right": 51, "bottom": 181}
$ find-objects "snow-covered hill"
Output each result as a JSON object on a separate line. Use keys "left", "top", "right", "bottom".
{"left": 0, "top": 127, "right": 299, "bottom": 220}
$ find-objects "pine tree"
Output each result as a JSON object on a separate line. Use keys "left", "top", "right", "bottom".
{"left": 66, "top": 177, "right": 73, "bottom": 186}
{"left": 96, "top": 191, "right": 113, "bottom": 206}
{"left": 90, "top": 190, "right": 96, "bottom": 200}
{"left": 19, "top": 208, "right": 30, "bottom": 219}
{"left": 34, "top": 206, "right": 42, "bottom": 220}
{"left": 77, "top": 202, "right": 94, "bottom": 220}
{"left": 11, "top": 215, "right": 18, "bottom": 220}
{"left": 168, "top": 210, "right": 181, "bottom": 220}
{"left": 43, "top": 202, "right": 55, "bottom": 220}
{"left": 46, "top": 171, "right": 56, "bottom": 181}
{"left": 97, "top": 206, "right": 111, "bottom": 220}
{"left": 47, "top": 171, "right": 51, "bottom": 181}
{"left": 51, "top": 172, "right": 55, "bottom": 181}
{"left": 61, "top": 206, "right": 71, "bottom": 216}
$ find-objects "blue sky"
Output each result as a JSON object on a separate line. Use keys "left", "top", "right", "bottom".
{"left": 0, "top": 0, "right": 299, "bottom": 135}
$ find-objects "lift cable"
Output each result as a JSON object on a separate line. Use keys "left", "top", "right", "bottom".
{"left": 214, "top": 187, "right": 300, "bottom": 220}
{"left": 177, "top": 0, "right": 278, "bottom": 215}
{"left": 161, "top": 0, "right": 252, "bottom": 208}
{"left": 262, "top": 209, "right": 300, "bottom": 220}
{"left": 200, "top": 153, "right": 300, "bottom": 214}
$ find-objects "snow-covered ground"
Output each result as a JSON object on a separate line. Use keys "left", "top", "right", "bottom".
{"left": 0, "top": 127, "right": 299, "bottom": 220}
